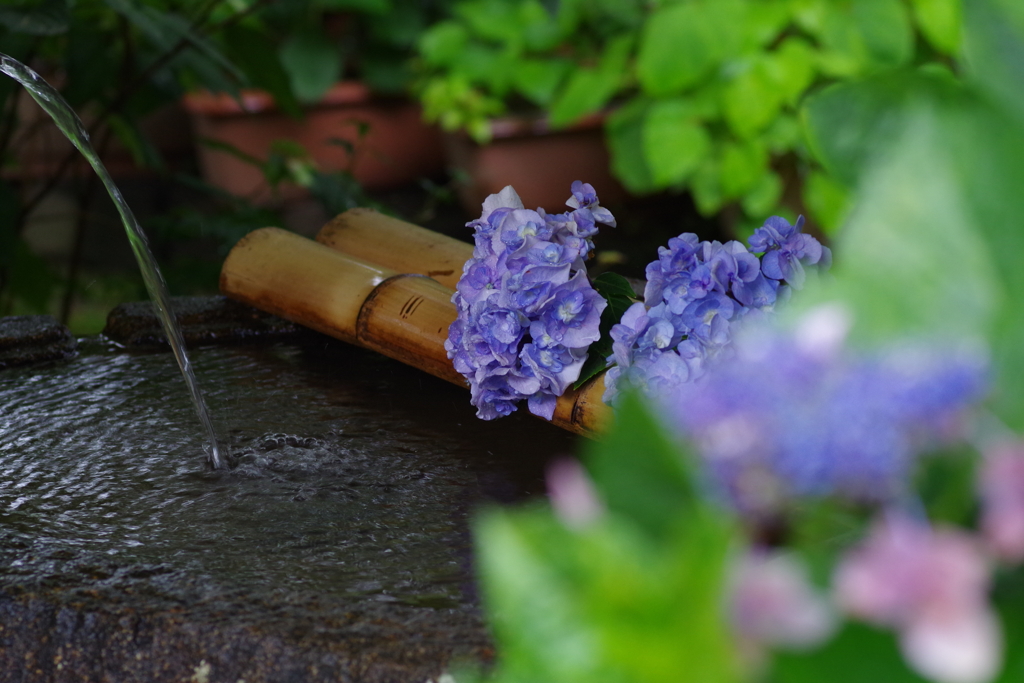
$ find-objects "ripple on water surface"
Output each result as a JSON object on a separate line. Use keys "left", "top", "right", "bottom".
{"left": 0, "top": 339, "right": 574, "bottom": 617}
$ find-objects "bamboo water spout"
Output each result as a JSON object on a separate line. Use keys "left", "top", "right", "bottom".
{"left": 220, "top": 226, "right": 610, "bottom": 436}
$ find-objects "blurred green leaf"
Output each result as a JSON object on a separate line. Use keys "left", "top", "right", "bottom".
{"left": 0, "top": 0, "right": 69, "bottom": 36}
{"left": 104, "top": 0, "right": 243, "bottom": 95}
{"left": 740, "top": 170, "right": 783, "bottom": 218}
{"left": 719, "top": 138, "right": 768, "bottom": 198}
{"left": 820, "top": 109, "right": 1000, "bottom": 344}
{"left": 475, "top": 391, "right": 741, "bottom": 682}
{"left": 802, "top": 170, "right": 849, "bottom": 235}
{"left": 964, "top": 0, "right": 1024, "bottom": 123}
{"left": 642, "top": 100, "right": 711, "bottom": 187}
{"left": 583, "top": 392, "right": 699, "bottom": 541}
{"left": 222, "top": 24, "right": 301, "bottom": 117}
{"left": 606, "top": 100, "right": 656, "bottom": 194}
{"left": 691, "top": 154, "right": 724, "bottom": 215}
{"left": 514, "top": 58, "right": 572, "bottom": 106}
{"left": 548, "top": 35, "right": 630, "bottom": 127}
{"left": 816, "top": 0, "right": 914, "bottom": 76}
{"left": 771, "top": 622, "right": 928, "bottom": 683}
{"left": 724, "top": 58, "right": 783, "bottom": 139}
{"left": 637, "top": 2, "right": 728, "bottom": 96}
{"left": 419, "top": 21, "right": 469, "bottom": 67}
{"left": 910, "top": 0, "right": 962, "bottom": 53}
{"left": 279, "top": 25, "right": 341, "bottom": 104}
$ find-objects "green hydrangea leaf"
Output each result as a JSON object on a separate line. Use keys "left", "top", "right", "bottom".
{"left": 910, "top": 0, "right": 962, "bottom": 53}
{"left": 642, "top": 100, "right": 711, "bottom": 187}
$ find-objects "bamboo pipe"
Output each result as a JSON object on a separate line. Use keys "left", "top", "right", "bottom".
{"left": 315, "top": 208, "right": 473, "bottom": 290}
{"left": 220, "top": 227, "right": 611, "bottom": 437}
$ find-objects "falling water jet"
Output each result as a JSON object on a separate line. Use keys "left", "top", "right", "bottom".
{"left": 0, "top": 53, "right": 224, "bottom": 469}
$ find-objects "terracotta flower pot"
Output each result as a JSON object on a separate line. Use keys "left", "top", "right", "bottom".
{"left": 182, "top": 82, "right": 445, "bottom": 203}
{"left": 444, "top": 112, "right": 627, "bottom": 213}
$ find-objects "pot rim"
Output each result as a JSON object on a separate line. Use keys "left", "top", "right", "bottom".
{"left": 182, "top": 81, "right": 373, "bottom": 117}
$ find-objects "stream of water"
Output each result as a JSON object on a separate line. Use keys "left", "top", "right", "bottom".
{"left": 0, "top": 53, "right": 223, "bottom": 469}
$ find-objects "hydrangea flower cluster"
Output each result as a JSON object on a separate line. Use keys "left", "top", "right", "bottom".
{"left": 604, "top": 215, "right": 831, "bottom": 404}
{"left": 445, "top": 182, "right": 613, "bottom": 420}
{"left": 656, "top": 306, "right": 988, "bottom": 512}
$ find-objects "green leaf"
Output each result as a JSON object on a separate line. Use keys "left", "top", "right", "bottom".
{"left": 514, "top": 58, "right": 572, "bottom": 106}
{"left": 279, "top": 25, "right": 342, "bottom": 104}
{"left": 801, "top": 71, "right": 961, "bottom": 186}
{"left": 548, "top": 35, "right": 630, "bottom": 127}
{"left": 637, "top": 2, "right": 725, "bottom": 96}
{"left": 740, "top": 170, "right": 783, "bottom": 218}
{"left": 221, "top": 24, "right": 301, "bottom": 117}
{"left": 0, "top": 0, "right": 69, "bottom": 36}
{"left": 583, "top": 392, "right": 699, "bottom": 540}
{"left": 963, "top": 0, "right": 1024, "bottom": 123}
{"left": 797, "top": 105, "right": 1001, "bottom": 348}
{"left": 575, "top": 272, "right": 637, "bottom": 389}
{"left": 691, "top": 154, "right": 724, "bottom": 215}
{"left": 606, "top": 100, "right": 656, "bottom": 194}
{"left": 642, "top": 100, "right": 711, "bottom": 187}
{"left": 772, "top": 622, "right": 928, "bottom": 683}
{"left": 724, "top": 58, "right": 783, "bottom": 138}
{"left": 419, "top": 21, "right": 469, "bottom": 67}
{"left": 910, "top": 0, "right": 962, "bottom": 54}
{"left": 104, "top": 0, "right": 243, "bottom": 94}
{"left": 815, "top": 0, "right": 914, "bottom": 76}
{"left": 719, "top": 138, "right": 768, "bottom": 199}
{"left": 768, "top": 37, "right": 818, "bottom": 107}
{"left": 802, "top": 170, "right": 849, "bottom": 235}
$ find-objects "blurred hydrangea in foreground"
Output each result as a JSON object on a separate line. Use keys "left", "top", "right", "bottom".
{"left": 656, "top": 305, "right": 988, "bottom": 513}
{"left": 604, "top": 216, "right": 830, "bottom": 404}
{"left": 445, "top": 182, "right": 613, "bottom": 420}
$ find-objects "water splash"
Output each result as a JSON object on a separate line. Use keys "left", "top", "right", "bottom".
{"left": 0, "top": 53, "right": 224, "bottom": 469}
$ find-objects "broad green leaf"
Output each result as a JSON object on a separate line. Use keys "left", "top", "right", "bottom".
{"left": 583, "top": 392, "right": 698, "bottom": 540}
{"left": 222, "top": 24, "right": 301, "bottom": 117}
{"left": 800, "top": 106, "right": 1001, "bottom": 347}
{"left": 816, "top": 0, "right": 914, "bottom": 75}
{"left": 963, "top": 0, "right": 1024, "bottom": 124}
{"left": 606, "top": 100, "right": 656, "bottom": 193}
{"left": 642, "top": 100, "right": 711, "bottom": 187}
{"left": 802, "top": 170, "right": 849, "bottom": 235}
{"left": 279, "top": 25, "right": 341, "bottom": 104}
{"left": 768, "top": 37, "right": 818, "bottom": 107}
{"left": 740, "top": 170, "right": 783, "bottom": 218}
{"left": 719, "top": 138, "right": 768, "bottom": 199}
{"left": 910, "top": 0, "right": 962, "bottom": 54}
{"left": 418, "top": 21, "right": 468, "bottom": 67}
{"left": 476, "top": 504, "right": 740, "bottom": 683}
{"left": 691, "top": 154, "right": 724, "bottom": 215}
{"left": 0, "top": 0, "right": 68, "bottom": 36}
{"left": 801, "top": 71, "right": 961, "bottom": 186}
{"left": 636, "top": 2, "right": 723, "bottom": 96}
{"left": 548, "top": 35, "right": 630, "bottom": 127}
{"left": 723, "top": 58, "right": 782, "bottom": 139}
{"left": 514, "top": 58, "right": 572, "bottom": 106}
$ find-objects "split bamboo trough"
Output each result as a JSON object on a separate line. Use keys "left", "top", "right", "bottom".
{"left": 219, "top": 208, "right": 611, "bottom": 437}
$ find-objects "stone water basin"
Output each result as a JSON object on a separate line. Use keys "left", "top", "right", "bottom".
{"left": 0, "top": 312, "right": 575, "bottom": 682}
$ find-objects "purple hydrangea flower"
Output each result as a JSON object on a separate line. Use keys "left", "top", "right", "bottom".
{"left": 446, "top": 183, "right": 614, "bottom": 420}
{"left": 604, "top": 215, "right": 830, "bottom": 405}
{"left": 655, "top": 306, "right": 988, "bottom": 512}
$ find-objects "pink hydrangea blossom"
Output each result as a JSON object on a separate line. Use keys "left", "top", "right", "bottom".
{"left": 834, "top": 515, "right": 1001, "bottom": 683}
{"left": 978, "top": 440, "right": 1024, "bottom": 562}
